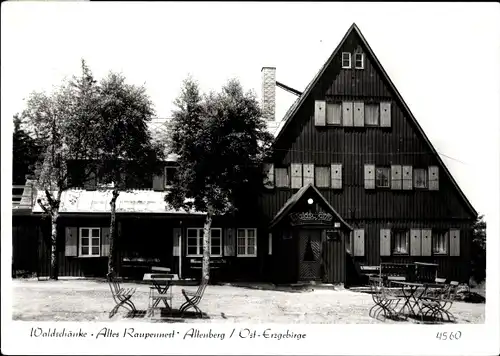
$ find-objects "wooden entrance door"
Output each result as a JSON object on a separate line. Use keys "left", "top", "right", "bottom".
{"left": 298, "top": 229, "right": 322, "bottom": 281}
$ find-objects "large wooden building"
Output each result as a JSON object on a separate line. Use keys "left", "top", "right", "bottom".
{"left": 13, "top": 23, "right": 477, "bottom": 285}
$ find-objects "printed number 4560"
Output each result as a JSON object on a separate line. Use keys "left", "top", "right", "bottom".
{"left": 436, "top": 331, "right": 462, "bottom": 340}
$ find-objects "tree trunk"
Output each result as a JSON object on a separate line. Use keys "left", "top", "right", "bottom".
{"left": 108, "top": 189, "right": 120, "bottom": 274}
{"left": 202, "top": 209, "right": 213, "bottom": 283}
{"left": 50, "top": 210, "right": 59, "bottom": 280}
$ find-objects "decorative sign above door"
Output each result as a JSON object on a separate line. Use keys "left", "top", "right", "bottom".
{"left": 289, "top": 212, "right": 333, "bottom": 226}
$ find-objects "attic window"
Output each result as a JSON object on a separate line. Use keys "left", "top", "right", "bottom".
{"left": 342, "top": 52, "right": 351, "bottom": 69}
{"left": 354, "top": 53, "right": 364, "bottom": 69}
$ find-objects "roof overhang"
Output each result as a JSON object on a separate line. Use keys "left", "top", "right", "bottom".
{"left": 269, "top": 183, "right": 352, "bottom": 230}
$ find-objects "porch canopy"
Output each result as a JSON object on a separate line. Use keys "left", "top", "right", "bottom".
{"left": 32, "top": 189, "right": 205, "bottom": 215}
{"left": 269, "top": 183, "right": 352, "bottom": 230}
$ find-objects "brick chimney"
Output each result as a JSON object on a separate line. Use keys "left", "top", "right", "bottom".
{"left": 261, "top": 67, "right": 276, "bottom": 121}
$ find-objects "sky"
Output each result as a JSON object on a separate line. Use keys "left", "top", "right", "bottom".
{"left": 1, "top": 1, "right": 499, "bottom": 218}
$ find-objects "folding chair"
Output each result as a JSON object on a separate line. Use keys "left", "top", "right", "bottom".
{"left": 107, "top": 272, "right": 137, "bottom": 318}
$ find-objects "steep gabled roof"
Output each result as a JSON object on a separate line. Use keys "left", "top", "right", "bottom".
{"left": 273, "top": 23, "right": 477, "bottom": 218}
{"left": 269, "top": 183, "right": 352, "bottom": 229}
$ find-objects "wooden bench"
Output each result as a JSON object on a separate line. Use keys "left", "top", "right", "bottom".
{"left": 179, "top": 280, "right": 208, "bottom": 318}
{"left": 107, "top": 272, "right": 137, "bottom": 318}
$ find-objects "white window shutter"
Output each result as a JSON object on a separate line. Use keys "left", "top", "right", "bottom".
{"left": 65, "top": 227, "right": 78, "bottom": 257}
{"left": 429, "top": 166, "right": 439, "bottom": 190}
{"left": 449, "top": 229, "right": 460, "bottom": 256}
{"left": 268, "top": 233, "right": 272, "bottom": 255}
{"left": 410, "top": 229, "right": 422, "bottom": 256}
{"left": 263, "top": 163, "right": 274, "bottom": 189}
{"left": 224, "top": 228, "right": 235, "bottom": 256}
{"left": 391, "top": 165, "right": 402, "bottom": 190}
{"left": 291, "top": 163, "right": 303, "bottom": 189}
{"left": 380, "top": 229, "right": 391, "bottom": 256}
{"left": 353, "top": 102, "right": 365, "bottom": 127}
{"left": 402, "top": 165, "right": 413, "bottom": 190}
{"left": 353, "top": 229, "right": 365, "bottom": 256}
{"left": 314, "top": 100, "right": 326, "bottom": 126}
{"left": 421, "top": 229, "right": 432, "bottom": 256}
{"left": 331, "top": 163, "right": 342, "bottom": 189}
{"left": 303, "top": 164, "right": 314, "bottom": 186}
{"left": 380, "top": 102, "right": 391, "bottom": 127}
{"left": 342, "top": 101, "right": 353, "bottom": 126}
{"left": 364, "top": 164, "right": 375, "bottom": 189}
{"left": 101, "top": 227, "right": 110, "bottom": 257}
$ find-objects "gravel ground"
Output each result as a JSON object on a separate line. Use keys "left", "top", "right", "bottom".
{"left": 11, "top": 279, "right": 485, "bottom": 324}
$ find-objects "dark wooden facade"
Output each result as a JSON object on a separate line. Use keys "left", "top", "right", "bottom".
{"left": 12, "top": 23, "right": 476, "bottom": 285}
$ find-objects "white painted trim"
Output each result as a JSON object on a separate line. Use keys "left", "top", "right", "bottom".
{"left": 236, "top": 228, "right": 257, "bottom": 257}
{"left": 78, "top": 227, "right": 101, "bottom": 257}
{"left": 354, "top": 53, "right": 364, "bottom": 69}
{"left": 185, "top": 227, "right": 223, "bottom": 257}
{"left": 341, "top": 52, "right": 351, "bottom": 69}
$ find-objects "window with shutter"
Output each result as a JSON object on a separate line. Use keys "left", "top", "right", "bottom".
{"left": 365, "top": 104, "right": 379, "bottom": 126}
{"left": 65, "top": 227, "right": 78, "bottom": 257}
{"left": 326, "top": 103, "right": 342, "bottom": 125}
{"left": 237, "top": 228, "right": 257, "bottom": 257}
{"left": 315, "top": 166, "right": 330, "bottom": 188}
{"left": 432, "top": 230, "right": 448, "bottom": 255}
{"left": 413, "top": 168, "right": 428, "bottom": 189}
{"left": 354, "top": 53, "right": 364, "bottom": 69}
{"left": 331, "top": 163, "right": 342, "bottom": 189}
{"left": 314, "top": 100, "right": 326, "bottom": 126}
{"left": 224, "top": 228, "right": 236, "bottom": 256}
{"left": 275, "top": 167, "right": 290, "bottom": 188}
{"left": 79, "top": 227, "right": 101, "bottom": 257}
{"left": 353, "top": 102, "right": 365, "bottom": 127}
{"left": 392, "top": 229, "right": 409, "bottom": 255}
{"left": 101, "top": 227, "right": 110, "bottom": 256}
{"left": 342, "top": 102, "right": 354, "bottom": 126}
{"left": 303, "top": 164, "right": 314, "bottom": 186}
{"left": 375, "top": 167, "right": 390, "bottom": 188}
{"left": 364, "top": 164, "right": 375, "bottom": 189}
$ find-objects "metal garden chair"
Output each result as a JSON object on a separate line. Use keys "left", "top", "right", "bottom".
{"left": 179, "top": 280, "right": 208, "bottom": 318}
{"left": 107, "top": 272, "right": 137, "bottom": 318}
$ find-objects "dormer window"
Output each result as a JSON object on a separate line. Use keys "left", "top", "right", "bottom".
{"left": 342, "top": 52, "right": 351, "bottom": 68}
{"left": 354, "top": 53, "right": 364, "bottom": 69}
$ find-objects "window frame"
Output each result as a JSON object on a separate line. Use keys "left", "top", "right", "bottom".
{"left": 314, "top": 166, "right": 331, "bottom": 188}
{"left": 237, "top": 228, "right": 257, "bottom": 257}
{"left": 364, "top": 103, "right": 380, "bottom": 126}
{"left": 375, "top": 167, "right": 391, "bottom": 188}
{"left": 392, "top": 229, "right": 409, "bottom": 255}
{"left": 164, "top": 166, "right": 178, "bottom": 188}
{"left": 186, "top": 228, "right": 223, "bottom": 257}
{"left": 413, "top": 168, "right": 428, "bottom": 189}
{"left": 79, "top": 227, "right": 101, "bottom": 257}
{"left": 341, "top": 52, "right": 352, "bottom": 69}
{"left": 275, "top": 166, "right": 290, "bottom": 188}
{"left": 354, "top": 53, "right": 364, "bottom": 69}
{"left": 432, "top": 230, "right": 448, "bottom": 255}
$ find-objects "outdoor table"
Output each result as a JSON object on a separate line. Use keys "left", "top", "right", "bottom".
{"left": 390, "top": 281, "right": 427, "bottom": 317}
{"left": 143, "top": 273, "right": 174, "bottom": 311}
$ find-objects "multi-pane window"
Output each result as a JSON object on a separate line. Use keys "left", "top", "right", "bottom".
{"left": 275, "top": 167, "right": 290, "bottom": 188}
{"left": 364, "top": 104, "right": 379, "bottom": 125}
{"left": 342, "top": 52, "right": 351, "bottom": 68}
{"left": 315, "top": 166, "right": 331, "bottom": 188}
{"left": 354, "top": 53, "right": 364, "bottom": 69}
{"left": 432, "top": 230, "right": 448, "bottom": 255}
{"left": 375, "top": 167, "right": 390, "bottom": 188}
{"left": 237, "top": 228, "right": 257, "bottom": 257}
{"left": 165, "top": 166, "right": 178, "bottom": 187}
{"left": 414, "top": 169, "right": 428, "bottom": 188}
{"left": 186, "top": 228, "right": 222, "bottom": 257}
{"left": 80, "top": 228, "right": 100, "bottom": 257}
{"left": 392, "top": 230, "right": 409, "bottom": 255}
